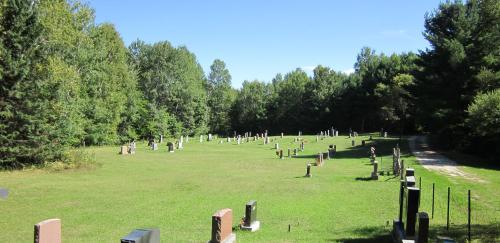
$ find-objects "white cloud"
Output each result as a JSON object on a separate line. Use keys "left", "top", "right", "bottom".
{"left": 300, "top": 65, "right": 317, "bottom": 72}
{"left": 342, "top": 68, "right": 355, "bottom": 75}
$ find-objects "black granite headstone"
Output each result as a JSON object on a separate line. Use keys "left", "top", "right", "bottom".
{"left": 403, "top": 187, "right": 420, "bottom": 237}
{"left": 244, "top": 200, "right": 257, "bottom": 227}
{"left": 415, "top": 212, "right": 429, "bottom": 243}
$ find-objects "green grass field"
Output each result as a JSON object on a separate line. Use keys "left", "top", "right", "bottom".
{"left": 0, "top": 134, "right": 498, "bottom": 242}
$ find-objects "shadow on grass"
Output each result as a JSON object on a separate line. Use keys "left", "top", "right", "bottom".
{"left": 328, "top": 226, "right": 392, "bottom": 243}
{"left": 429, "top": 223, "right": 499, "bottom": 243}
{"left": 292, "top": 154, "right": 317, "bottom": 159}
{"left": 355, "top": 176, "right": 373, "bottom": 181}
{"left": 331, "top": 138, "right": 404, "bottom": 160}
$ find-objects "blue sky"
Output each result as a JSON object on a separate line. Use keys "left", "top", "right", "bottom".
{"left": 87, "top": 0, "right": 442, "bottom": 88}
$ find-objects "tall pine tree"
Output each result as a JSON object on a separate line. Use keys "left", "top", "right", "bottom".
{"left": 0, "top": 0, "right": 64, "bottom": 167}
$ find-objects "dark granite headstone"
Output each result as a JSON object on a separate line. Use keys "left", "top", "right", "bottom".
{"left": 405, "top": 168, "right": 415, "bottom": 177}
{"left": 305, "top": 163, "right": 312, "bottom": 177}
{"left": 403, "top": 187, "right": 420, "bottom": 237}
{"left": 415, "top": 212, "right": 429, "bottom": 243}
{"left": 244, "top": 200, "right": 257, "bottom": 227}
{"left": 121, "top": 228, "right": 160, "bottom": 243}
{"left": 167, "top": 142, "right": 174, "bottom": 153}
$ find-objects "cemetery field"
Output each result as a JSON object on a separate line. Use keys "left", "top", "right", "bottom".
{"left": 0, "top": 135, "right": 498, "bottom": 242}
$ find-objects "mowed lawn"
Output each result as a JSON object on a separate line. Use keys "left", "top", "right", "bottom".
{"left": 0, "top": 134, "right": 498, "bottom": 242}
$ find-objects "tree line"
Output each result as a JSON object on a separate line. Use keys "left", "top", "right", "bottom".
{"left": 1, "top": 0, "right": 498, "bottom": 168}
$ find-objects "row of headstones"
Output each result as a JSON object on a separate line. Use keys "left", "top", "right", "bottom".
{"left": 305, "top": 145, "right": 337, "bottom": 177}
{"left": 392, "top": 168, "right": 429, "bottom": 243}
{"left": 32, "top": 201, "right": 260, "bottom": 243}
{"left": 274, "top": 141, "right": 305, "bottom": 159}
{"left": 120, "top": 141, "right": 137, "bottom": 155}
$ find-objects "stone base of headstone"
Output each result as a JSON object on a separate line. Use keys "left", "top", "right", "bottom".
{"left": 208, "top": 233, "right": 236, "bottom": 243}
{"left": 371, "top": 172, "right": 379, "bottom": 180}
{"left": 240, "top": 221, "right": 260, "bottom": 232}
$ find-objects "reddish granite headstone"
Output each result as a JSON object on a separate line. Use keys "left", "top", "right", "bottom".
{"left": 211, "top": 208, "right": 233, "bottom": 243}
{"left": 34, "top": 218, "right": 61, "bottom": 243}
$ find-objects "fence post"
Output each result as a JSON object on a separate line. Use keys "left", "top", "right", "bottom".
{"left": 432, "top": 183, "right": 435, "bottom": 219}
{"left": 468, "top": 189, "right": 471, "bottom": 242}
{"left": 447, "top": 187, "right": 450, "bottom": 231}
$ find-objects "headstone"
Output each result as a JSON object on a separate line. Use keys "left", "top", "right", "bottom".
{"left": 240, "top": 200, "right": 260, "bottom": 231}
{"left": 167, "top": 142, "right": 174, "bottom": 153}
{"left": 403, "top": 187, "right": 420, "bottom": 237}
{"left": 151, "top": 143, "right": 158, "bottom": 151}
{"left": 279, "top": 149, "right": 284, "bottom": 159}
{"left": 361, "top": 140, "right": 365, "bottom": 146}
{"left": 369, "top": 135, "right": 372, "bottom": 140}
{"left": 328, "top": 145, "right": 335, "bottom": 158}
{"left": 129, "top": 141, "right": 136, "bottom": 154}
{"left": 200, "top": 135, "right": 203, "bottom": 143}
{"left": 121, "top": 228, "right": 160, "bottom": 243}
{"left": 300, "top": 142, "right": 304, "bottom": 151}
{"left": 405, "top": 176, "right": 416, "bottom": 187}
{"left": 237, "top": 136, "right": 241, "bottom": 145}
{"left": 120, "top": 145, "right": 129, "bottom": 155}
{"left": 208, "top": 134, "right": 213, "bottom": 141}
{"left": 0, "top": 188, "right": 8, "bottom": 199}
{"left": 351, "top": 140, "right": 355, "bottom": 147}
{"left": 288, "top": 148, "right": 291, "bottom": 158}
{"left": 34, "top": 219, "right": 61, "bottom": 243}
{"left": 316, "top": 153, "right": 324, "bottom": 166}
{"left": 327, "top": 130, "right": 330, "bottom": 137}
{"left": 384, "top": 132, "right": 388, "bottom": 138}
{"left": 371, "top": 161, "right": 379, "bottom": 180}
{"left": 305, "top": 163, "right": 312, "bottom": 177}
{"left": 227, "top": 137, "right": 230, "bottom": 143}
{"left": 275, "top": 143, "right": 279, "bottom": 150}
{"left": 160, "top": 135, "right": 163, "bottom": 143}
{"left": 210, "top": 208, "right": 236, "bottom": 243}
{"left": 405, "top": 168, "right": 415, "bottom": 177}
{"left": 335, "top": 130, "right": 339, "bottom": 136}
{"left": 178, "top": 140, "right": 183, "bottom": 149}
{"left": 415, "top": 212, "right": 429, "bottom": 243}
{"left": 293, "top": 148, "right": 298, "bottom": 156}
{"left": 323, "top": 151, "right": 330, "bottom": 160}
{"left": 281, "top": 132, "right": 284, "bottom": 138}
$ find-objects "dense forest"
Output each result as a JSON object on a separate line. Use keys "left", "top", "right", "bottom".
{"left": 0, "top": 0, "right": 498, "bottom": 168}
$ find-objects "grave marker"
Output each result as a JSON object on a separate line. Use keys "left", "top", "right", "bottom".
{"left": 415, "top": 212, "right": 429, "bottom": 243}
{"left": 210, "top": 208, "right": 236, "bottom": 243}
{"left": 120, "top": 145, "right": 129, "bottom": 155}
{"left": 371, "top": 161, "right": 379, "bottom": 180}
{"left": 151, "top": 142, "right": 158, "bottom": 151}
{"left": 167, "top": 142, "right": 174, "bottom": 153}
{"left": 241, "top": 200, "right": 260, "bottom": 232}
{"left": 34, "top": 219, "right": 61, "bottom": 243}
{"left": 305, "top": 163, "right": 312, "bottom": 177}
{"left": 0, "top": 188, "right": 8, "bottom": 199}
{"left": 121, "top": 228, "right": 160, "bottom": 243}
{"left": 316, "top": 153, "right": 324, "bottom": 166}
